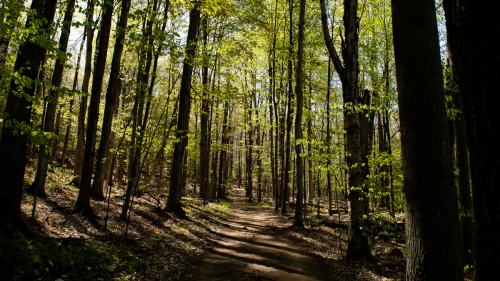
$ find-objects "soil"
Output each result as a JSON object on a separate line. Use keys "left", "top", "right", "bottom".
{"left": 185, "top": 189, "right": 332, "bottom": 281}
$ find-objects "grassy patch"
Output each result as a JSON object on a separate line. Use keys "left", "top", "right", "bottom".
{"left": 258, "top": 201, "right": 272, "bottom": 207}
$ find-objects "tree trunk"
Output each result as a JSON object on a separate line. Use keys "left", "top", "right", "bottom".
{"left": 218, "top": 100, "right": 229, "bottom": 199}
{"left": 28, "top": 0, "right": 76, "bottom": 198}
{"left": 444, "top": 1, "right": 500, "bottom": 278}
{"left": 73, "top": 0, "right": 95, "bottom": 185}
{"left": 75, "top": 0, "right": 114, "bottom": 214}
{"left": 164, "top": 3, "right": 201, "bottom": 215}
{"left": 320, "top": 0, "right": 369, "bottom": 259}
{"left": 392, "top": 0, "right": 463, "bottom": 279}
{"left": 61, "top": 31, "right": 86, "bottom": 167}
{"left": 181, "top": 137, "right": 189, "bottom": 196}
{"left": 0, "top": 0, "right": 57, "bottom": 236}
{"left": 293, "top": 0, "right": 305, "bottom": 227}
{"left": 448, "top": 64, "right": 474, "bottom": 267}
{"left": 326, "top": 59, "right": 332, "bottom": 215}
{"left": 199, "top": 18, "right": 210, "bottom": 201}
{"left": 245, "top": 98, "right": 253, "bottom": 202}
{"left": 90, "top": 0, "right": 131, "bottom": 199}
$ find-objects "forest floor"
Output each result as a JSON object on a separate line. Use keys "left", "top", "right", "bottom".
{"left": 1, "top": 164, "right": 471, "bottom": 280}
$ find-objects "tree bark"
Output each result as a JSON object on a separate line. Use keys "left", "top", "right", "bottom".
{"left": 444, "top": 1, "right": 500, "bottom": 279}
{"left": 326, "top": 59, "right": 332, "bottom": 215}
{"left": 0, "top": 0, "right": 57, "bottom": 236}
{"left": 448, "top": 62, "right": 474, "bottom": 267}
{"left": 73, "top": 0, "right": 95, "bottom": 185}
{"left": 199, "top": 18, "right": 210, "bottom": 201}
{"left": 245, "top": 97, "right": 253, "bottom": 202}
{"left": 320, "top": 0, "right": 369, "bottom": 258}
{"left": 28, "top": 0, "right": 76, "bottom": 198}
{"left": 75, "top": 0, "right": 115, "bottom": 214}
{"left": 293, "top": 0, "right": 305, "bottom": 227}
{"left": 90, "top": 0, "right": 131, "bottom": 199}
{"left": 61, "top": 31, "right": 86, "bottom": 167}
{"left": 164, "top": 3, "right": 201, "bottom": 215}
{"left": 391, "top": 0, "right": 463, "bottom": 279}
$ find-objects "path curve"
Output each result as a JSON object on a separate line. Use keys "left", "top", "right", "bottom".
{"left": 185, "top": 189, "right": 331, "bottom": 281}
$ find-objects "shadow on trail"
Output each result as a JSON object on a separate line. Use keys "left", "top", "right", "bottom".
{"left": 184, "top": 189, "right": 333, "bottom": 281}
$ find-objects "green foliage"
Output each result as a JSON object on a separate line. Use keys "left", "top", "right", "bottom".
{"left": 258, "top": 201, "right": 272, "bottom": 207}
{"left": 0, "top": 235, "right": 142, "bottom": 280}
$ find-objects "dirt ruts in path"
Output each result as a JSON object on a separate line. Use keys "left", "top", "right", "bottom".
{"left": 185, "top": 189, "right": 331, "bottom": 281}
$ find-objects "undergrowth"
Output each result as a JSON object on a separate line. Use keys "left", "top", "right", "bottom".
{"left": 0, "top": 234, "right": 142, "bottom": 280}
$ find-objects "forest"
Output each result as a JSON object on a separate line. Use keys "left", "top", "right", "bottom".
{"left": 0, "top": 0, "right": 498, "bottom": 280}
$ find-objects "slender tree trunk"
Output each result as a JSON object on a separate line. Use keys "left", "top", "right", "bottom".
{"left": 73, "top": 0, "right": 95, "bottom": 185}
{"left": 293, "top": 0, "right": 305, "bottom": 227}
{"left": 326, "top": 59, "right": 332, "bottom": 215}
{"left": 121, "top": 1, "right": 159, "bottom": 219}
{"left": 181, "top": 137, "right": 189, "bottom": 196}
{"left": 245, "top": 98, "right": 253, "bottom": 202}
{"left": 28, "top": 0, "right": 76, "bottom": 198}
{"left": 90, "top": 0, "right": 132, "bottom": 199}
{"left": 0, "top": 0, "right": 57, "bottom": 236}
{"left": 61, "top": 32, "right": 86, "bottom": 167}
{"left": 75, "top": 0, "right": 115, "bottom": 214}
{"left": 392, "top": 0, "right": 463, "bottom": 279}
{"left": 218, "top": 100, "right": 229, "bottom": 199}
{"left": 164, "top": 3, "right": 201, "bottom": 215}
{"left": 144, "top": 98, "right": 178, "bottom": 186}
{"left": 199, "top": 18, "right": 210, "bottom": 200}
{"left": 448, "top": 62, "right": 474, "bottom": 266}
{"left": 282, "top": 0, "right": 294, "bottom": 214}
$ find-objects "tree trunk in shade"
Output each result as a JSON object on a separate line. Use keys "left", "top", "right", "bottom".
{"left": 164, "top": 3, "right": 201, "bottom": 215}
{"left": 90, "top": 0, "right": 131, "bottom": 199}
{"left": 0, "top": 0, "right": 58, "bottom": 237}
{"left": 74, "top": 0, "right": 115, "bottom": 214}
{"left": 444, "top": 1, "right": 500, "bottom": 278}
{"left": 28, "top": 0, "right": 76, "bottom": 198}
{"left": 392, "top": 0, "right": 463, "bottom": 279}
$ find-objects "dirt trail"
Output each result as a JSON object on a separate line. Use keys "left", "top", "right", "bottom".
{"left": 186, "top": 189, "right": 331, "bottom": 281}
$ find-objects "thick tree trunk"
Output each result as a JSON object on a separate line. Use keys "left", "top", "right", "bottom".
{"left": 444, "top": 1, "right": 500, "bottom": 279}
{"left": 392, "top": 0, "right": 463, "bottom": 279}
{"left": 0, "top": 0, "right": 57, "bottom": 236}
{"left": 320, "top": 0, "right": 369, "bottom": 259}
{"left": 90, "top": 0, "right": 131, "bottom": 199}
{"left": 293, "top": 0, "right": 305, "bottom": 227}
{"left": 75, "top": 0, "right": 114, "bottom": 214}
{"left": 164, "top": 3, "right": 201, "bottom": 215}
{"left": 28, "top": 0, "right": 76, "bottom": 198}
